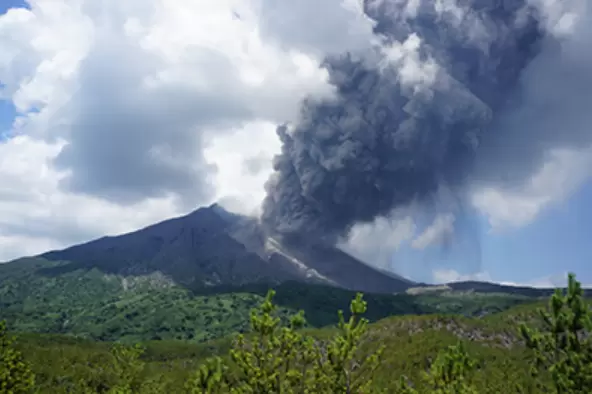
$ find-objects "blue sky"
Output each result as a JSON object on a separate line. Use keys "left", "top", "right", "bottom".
{"left": 0, "top": 100, "right": 15, "bottom": 140}
{"left": 0, "top": 0, "right": 27, "bottom": 14}
{"left": 481, "top": 183, "right": 592, "bottom": 285}
{"left": 0, "top": 0, "right": 590, "bottom": 287}
{"left": 392, "top": 182, "right": 592, "bottom": 285}
{"left": 0, "top": 0, "right": 25, "bottom": 142}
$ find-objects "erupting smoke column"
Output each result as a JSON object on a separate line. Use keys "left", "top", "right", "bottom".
{"left": 261, "top": 0, "right": 543, "bottom": 245}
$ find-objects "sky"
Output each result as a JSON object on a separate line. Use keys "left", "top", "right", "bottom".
{"left": 0, "top": 0, "right": 590, "bottom": 288}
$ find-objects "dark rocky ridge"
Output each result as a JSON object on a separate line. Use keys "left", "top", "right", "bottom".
{"left": 38, "top": 203, "right": 415, "bottom": 294}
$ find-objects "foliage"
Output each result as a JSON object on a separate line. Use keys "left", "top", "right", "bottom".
{"left": 186, "top": 290, "right": 384, "bottom": 393}
{"left": 520, "top": 273, "right": 592, "bottom": 393}
{"left": 4, "top": 273, "right": 590, "bottom": 393}
{"left": 106, "top": 343, "right": 147, "bottom": 393}
{"left": 419, "top": 342, "right": 477, "bottom": 394}
{"left": 8, "top": 301, "right": 544, "bottom": 393}
{"left": 186, "top": 275, "right": 590, "bottom": 394}
{"left": 0, "top": 260, "right": 271, "bottom": 343}
{"left": 0, "top": 320, "right": 35, "bottom": 393}
{"left": 0, "top": 258, "right": 535, "bottom": 344}
{"left": 395, "top": 342, "right": 477, "bottom": 394}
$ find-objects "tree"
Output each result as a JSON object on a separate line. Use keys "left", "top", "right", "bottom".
{"left": 0, "top": 320, "right": 35, "bottom": 393}
{"left": 520, "top": 273, "right": 592, "bottom": 393}
{"left": 107, "top": 343, "right": 146, "bottom": 394}
{"left": 73, "top": 342, "right": 163, "bottom": 394}
{"left": 186, "top": 290, "right": 385, "bottom": 393}
{"left": 106, "top": 343, "right": 163, "bottom": 394}
{"left": 422, "top": 342, "right": 477, "bottom": 394}
{"left": 397, "top": 342, "right": 477, "bottom": 394}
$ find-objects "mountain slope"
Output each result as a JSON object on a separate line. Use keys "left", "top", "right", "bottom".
{"left": 36, "top": 203, "right": 414, "bottom": 293}
{"left": 38, "top": 205, "right": 290, "bottom": 288}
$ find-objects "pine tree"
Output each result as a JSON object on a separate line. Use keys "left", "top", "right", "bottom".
{"left": 422, "top": 341, "right": 477, "bottom": 394}
{"left": 186, "top": 290, "right": 385, "bottom": 393}
{"left": 0, "top": 320, "right": 35, "bottom": 394}
{"left": 396, "top": 342, "right": 477, "bottom": 394}
{"left": 107, "top": 343, "right": 146, "bottom": 394}
{"left": 90, "top": 343, "right": 163, "bottom": 394}
{"left": 520, "top": 273, "right": 592, "bottom": 393}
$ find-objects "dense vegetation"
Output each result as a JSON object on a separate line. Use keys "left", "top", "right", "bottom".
{"left": 0, "top": 258, "right": 535, "bottom": 343}
{"left": 2, "top": 273, "right": 590, "bottom": 393}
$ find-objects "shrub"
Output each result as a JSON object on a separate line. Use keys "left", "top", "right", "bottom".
{"left": 520, "top": 273, "right": 592, "bottom": 393}
{"left": 0, "top": 320, "right": 35, "bottom": 393}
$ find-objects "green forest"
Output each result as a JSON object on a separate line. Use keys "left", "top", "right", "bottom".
{"left": 0, "top": 258, "right": 536, "bottom": 344}
{"left": 2, "top": 273, "right": 591, "bottom": 393}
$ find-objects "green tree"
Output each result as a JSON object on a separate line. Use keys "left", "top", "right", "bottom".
{"left": 71, "top": 342, "right": 163, "bottom": 394}
{"left": 106, "top": 343, "right": 164, "bottom": 394}
{"left": 0, "top": 320, "right": 35, "bottom": 393}
{"left": 520, "top": 273, "right": 592, "bottom": 393}
{"left": 107, "top": 343, "right": 146, "bottom": 394}
{"left": 185, "top": 357, "right": 228, "bottom": 394}
{"left": 397, "top": 342, "right": 477, "bottom": 394}
{"left": 186, "top": 290, "right": 385, "bottom": 393}
{"left": 422, "top": 342, "right": 477, "bottom": 394}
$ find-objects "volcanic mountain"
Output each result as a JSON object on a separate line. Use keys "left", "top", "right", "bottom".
{"left": 36, "top": 203, "right": 416, "bottom": 294}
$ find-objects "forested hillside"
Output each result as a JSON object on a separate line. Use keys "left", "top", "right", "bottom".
{"left": 2, "top": 274, "right": 590, "bottom": 393}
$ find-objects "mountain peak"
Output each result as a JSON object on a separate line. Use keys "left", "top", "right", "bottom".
{"left": 34, "top": 203, "right": 415, "bottom": 293}
{"left": 206, "top": 202, "right": 242, "bottom": 224}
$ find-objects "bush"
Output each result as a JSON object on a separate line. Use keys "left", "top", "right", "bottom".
{"left": 186, "top": 291, "right": 384, "bottom": 393}
{"left": 0, "top": 320, "right": 35, "bottom": 393}
{"left": 186, "top": 291, "right": 484, "bottom": 394}
{"left": 520, "top": 273, "right": 592, "bottom": 393}
{"left": 186, "top": 273, "right": 591, "bottom": 394}
{"left": 5, "top": 273, "right": 591, "bottom": 393}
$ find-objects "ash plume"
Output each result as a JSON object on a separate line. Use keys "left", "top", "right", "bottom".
{"left": 261, "top": 0, "right": 543, "bottom": 244}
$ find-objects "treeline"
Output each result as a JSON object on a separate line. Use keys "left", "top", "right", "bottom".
{"left": 1, "top": 274, "right": 591, "bottom": 393}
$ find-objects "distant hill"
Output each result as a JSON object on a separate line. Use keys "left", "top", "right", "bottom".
{"left": 446, "top": 281, "right": 559, "bottom": 297}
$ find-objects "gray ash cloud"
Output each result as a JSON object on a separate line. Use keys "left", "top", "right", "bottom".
{"left": 261, "top": 0, "right": 543, "bottom": 244}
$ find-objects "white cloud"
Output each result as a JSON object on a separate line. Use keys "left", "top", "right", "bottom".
{"left": 0, "top": 0, "right": 590, "bottom": 273}
{"left": 472, "top": 148, "right": 592, "bottom": 230}
{"left": 411, "top": 213, "right": 455, "bottom": 249}
{"left": 431, "top": 269, "right": 491, "bottom": 284}
{"left": 255, "top": 0, "right": 378, "bottom": 58}
{"left": 203, "top": 120, "right": 281, "bottom": 217}
{"left": 0, "top": 134, "right": 180, "bottom": 260}
{"left": 0, "top": 0, "right": 375, "bottom": 261}
{"left": 339, "top": 215, "right": 416, "bottom": 270}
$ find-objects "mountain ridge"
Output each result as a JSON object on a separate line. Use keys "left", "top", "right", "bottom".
{"left": 0, "top": 202, "right": 580, "bottom": 345}
{"left": 35, "top": 203, "right": 414, "bottom": 294}
{"left": 2, "top": 202, "right": 569, "bottom": 297}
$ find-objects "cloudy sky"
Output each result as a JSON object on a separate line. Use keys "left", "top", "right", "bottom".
{"left": 0, "top": 0, "right": 590, "bottom": 287}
